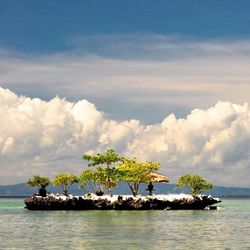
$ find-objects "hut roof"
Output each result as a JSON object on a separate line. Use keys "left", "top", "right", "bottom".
{"left": 148, "top": 172, "right": 169, "bottom": 183}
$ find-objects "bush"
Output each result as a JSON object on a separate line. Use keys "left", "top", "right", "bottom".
{"left": 176, "top": 174, "right": 213, "bottom": 196}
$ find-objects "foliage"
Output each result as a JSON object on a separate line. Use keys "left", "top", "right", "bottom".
{"left": 116, "top": 159, "right": 160, "bottom": 196}
{"left": 53, "top": 172, "right": 78, "bottom": 196}
{"left": 82, "top": 149, "right": 123, "bottom": 195}
{"left": 83, "top": 149, "right": 123, "bottom": 167}
{"left": 79, "top": 167, "right": 119, "bottom": 195}
{"left": 79, "top": 169, "right": 102, "bottom": 188}
{"left": 176, "top": 174, "right": 213, "bottom": 196}
{"left": 26, "top": 175, "right": 50, "bottom": 197}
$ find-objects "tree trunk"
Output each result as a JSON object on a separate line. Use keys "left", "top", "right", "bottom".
{"left": 128, "top": 183, "right": 139, "bottom": 197}
{"left": 127, "top": 182, "right": 137, "bottom": 196}
{"left": 133, "top": 183, "right": 140, "bottom": 197}
{"left": 107, "top": 163, "right": 113, "bottom": 196}
{"left": 132, "top": 190, "right": 137, "bottom": 197}
{"left": 63, "top": 185, "right": 68, "bottom": 196}
{"left": 108, "top": 187, "right": 112, "bottom": 196}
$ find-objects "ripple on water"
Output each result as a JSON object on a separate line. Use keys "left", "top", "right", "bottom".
{"left": 0, "top": 198, "right": 250, "bottom": 249}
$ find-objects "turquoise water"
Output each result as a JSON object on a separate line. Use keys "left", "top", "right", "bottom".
{"left": 0, "top": 198, "right": 250, "bottom": 249}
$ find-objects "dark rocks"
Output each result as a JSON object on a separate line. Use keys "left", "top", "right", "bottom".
{"left": 95, "top": 190, "right": 104, "bottom": 196}
{"left": 24, "top": 194, "right": 221, "bottom": 210}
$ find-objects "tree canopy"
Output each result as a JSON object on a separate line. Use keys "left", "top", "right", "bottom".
{"left": 176, "top": 174, "right": 213, "bottom": 196}
{"left": 26, "top": 175, "right": 50, "bottom": 197}
{"left": 116, "top": 159, "right": 160, "bottom": 196}
{"left": 79, "top": 168, "right": 110, "bottom": 195}
{"left": 25, "top": 151, "right": 215, "bottom": 199}
{"left": 82, "top": 149, "right": 123, "bottom": 195}
{"left": 53, "top": 172, "right": 78, "bottom": 196}
{"left": 83, "top": 149, "right": 123, "bottom": 167}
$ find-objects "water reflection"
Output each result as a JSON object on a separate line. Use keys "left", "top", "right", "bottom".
{"left": 0, "top": 199, "right": 250, "bottom": 249}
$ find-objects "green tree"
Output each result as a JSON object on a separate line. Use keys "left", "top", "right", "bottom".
{"left": 79, "top": 168, "right": 117, "bottom": 195}
{"left": 53, "top": 173, "right": 78, "bottom": 196}
{"left": 176, "top": 174, "right": 213, "bottom": 196}
{"left": 116, "top": 159, "right": 160, "bottom": 196}
{"left": 82, "top": 149, "right": 123, "bottom": 196}
{"left": 27, "top": 175, "right": 50, "bottom": 197}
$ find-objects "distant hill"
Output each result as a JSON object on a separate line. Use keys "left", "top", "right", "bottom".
{"left": 1, "top": 182, "right": 250, "bottom": 197}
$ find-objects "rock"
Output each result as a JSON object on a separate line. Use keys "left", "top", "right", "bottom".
{"left": 24, "top": 194, "right": 221, "bottom": 210}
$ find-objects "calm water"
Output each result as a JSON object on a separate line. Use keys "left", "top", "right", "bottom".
{"left": 0, "top": 198, "right": 250, "bottom": 250}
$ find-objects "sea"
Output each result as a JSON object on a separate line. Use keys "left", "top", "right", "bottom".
{"left": 0, "top": 198, "right": 249, "bottom": 250}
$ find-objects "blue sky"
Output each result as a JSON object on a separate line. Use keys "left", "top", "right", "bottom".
{"left": 0, "top": 1, "right": 250, "bottom": 186}
{"left": 1, "top": 0, "right": 250, "bottom": 53}
{"left": 1, "top": 1, "right": 250, "bottom": 122}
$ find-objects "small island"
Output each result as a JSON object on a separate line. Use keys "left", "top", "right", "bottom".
{"left": 24, "top": 149, "right": 221, "bottom": 210}
{"left": 24, "top": 193, "right": 220, "bottom": 210}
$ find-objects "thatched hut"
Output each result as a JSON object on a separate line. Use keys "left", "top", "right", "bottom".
{"left": 148, "top": 172, "right": 169, "bottom": 183}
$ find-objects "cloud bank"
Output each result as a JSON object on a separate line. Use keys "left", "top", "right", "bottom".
{"left": 0, "top": 88, "right": 249, "bottom": 187}
{"left": 1, "top": 36, "right": 250, "bottom": 122}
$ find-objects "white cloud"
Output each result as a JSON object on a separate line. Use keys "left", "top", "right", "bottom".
{"left": 1, "top": 36, "right": 250, "bottom": 122}
{"left": 0, "top": 88, "right": 249, "bottom": 187}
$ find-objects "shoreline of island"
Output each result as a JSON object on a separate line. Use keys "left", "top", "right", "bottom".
{"left": 24, "top": 193, "right": 221, "bottom": 210}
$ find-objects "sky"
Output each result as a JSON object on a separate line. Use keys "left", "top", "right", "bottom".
{"left": 0, "top": 1, "right": 250, "bottom": 187}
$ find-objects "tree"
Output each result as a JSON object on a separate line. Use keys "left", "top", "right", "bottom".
{"left": 82, "top": 149, "right": 123, "bottom": 195}
{"left": 53, "top": 173, "right": 78, "bottom": 196}
{"left": 176, "top": 174, "right": 213, "bottom": 196}
{"left": 79, "top": 168, "right": 105, "bottom": 195}
{"left": 116, "top": 159, "right": 160, "bottom": 196}
{"left": 79, "top": 168, "right": 117, "bottom": 195}
{"left": 27, "top": 175, "right": 50, "bottom": 197}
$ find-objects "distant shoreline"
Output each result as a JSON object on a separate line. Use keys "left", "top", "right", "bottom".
{"left": 213, "top": 195, "right": 250, "bottom": 199}
{"left": 0, "top": 196, "right": 29, "bottom": 198}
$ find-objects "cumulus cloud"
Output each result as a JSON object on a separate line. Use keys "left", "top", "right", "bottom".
{"left": 1, "top": 36, "right": 250, "bottom": 122}
{"left": 0, "top": 88, "right": 249, "bottom": 187}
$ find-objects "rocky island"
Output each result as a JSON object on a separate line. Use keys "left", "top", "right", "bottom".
{"left": 24, "top": 149, "right": 221, "bottom": 211}
{"left": 24, "top": 193, "right": 221, "bottom": 210}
